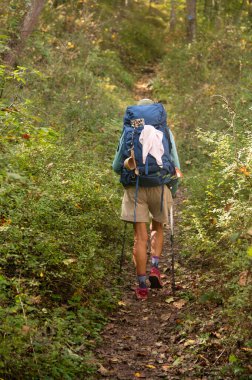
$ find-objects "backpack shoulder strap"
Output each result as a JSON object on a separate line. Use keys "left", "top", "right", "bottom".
{"left": 164, "top": 125, "right": 173, "bottom": 154}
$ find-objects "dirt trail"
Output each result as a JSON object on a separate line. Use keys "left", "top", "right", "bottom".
{"left": 95, "top": 195, "right": 188, "bottom": 380}
{"left": 93, "top": 72, "right": 229, "bottom": 380}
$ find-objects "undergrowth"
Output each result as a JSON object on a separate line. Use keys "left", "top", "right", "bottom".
{"left": 0, "top": 0, "right": 151, "bottom": 377}
{"left": 0, "top": 63, "right": 124, "bottom": 378}
{"left": 154, "top": 22, "right": 252, "bottom": 377}
{"left": 0, "top": 0, "right": 173, "bottom": 376}
{"left": 1, "top": 0, "right": 251, "bottom": 378}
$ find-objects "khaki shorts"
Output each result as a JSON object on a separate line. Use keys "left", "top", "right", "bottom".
{"left": 121, "top": 185, "right": 173, "bottom": 224}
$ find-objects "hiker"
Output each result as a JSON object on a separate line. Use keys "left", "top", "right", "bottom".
{"left": 112, "top": 99, "right": 180, "bottom": 300}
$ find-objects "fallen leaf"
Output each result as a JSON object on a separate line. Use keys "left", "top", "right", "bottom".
{"left": 173, "top": 299, "right": 187, "bottom": 309}
{"left": 247, "top": 246, "right": 252, "bottom": 258}
{"left": 110, "top": 357, "right": 119, "bottom": 363}
{"left": 173, "top": 357, "right": 182, "bottom": 366}
{"left": 0, "top": 217, "right": 11, "bottom": 226}
{"left": 63, "top": 258, "right": 77, "bottom": 265}
{"left": 162, "top": 364, "right": 171, "bottom": 371}
{"left": 198, "top": 354, "right": 210, "bottom": 364}
{"left": 145, "top": 364, "right": 156, "bottom": 369}
{"left": 118, "top": 301, "right": 127, "bottom": 307}
{"left": 241, "top": 347, "right": 252, "bottom": 352}
{"left": 210, "top": 217, "right": 217, "bottom": 225}
{"left": 67, "top": 41, "right": 75, "bottom": 49}
{"left": 238, "top": 271, "right": 250, "bottom": 286}
{"left": 161, "top": 313, "right": 171, "bottom": 321}
{"left": 22, "top": 133, "right": 31, "bottom": 139}
{"left": 211, "top": 331, "right": 222, "bottom": 339}
{"left": 136, "top": 351, "right": 148, "bottom": 357}
{"left": 184, "top": 339, "right": 197, "bottom": 347}
{"left": 21, "top": 325, "right": 30, "bottom": 334}
{"left": 165, "top": 297, "right": 174, "bottom": 304}
{"left": 30, "top": 295, "right": 42, "bottom": 305}
{"left": 98, "top": 364, "right": 110, "bottom": 376}
{"left": 239, "top": 166, "right": 250, "bottom": 176}
{"left": 224, "top": 203, "right": 233, "bottom": 212}
{"left": 134, "top": 372, "right": 146, "bottom": 378}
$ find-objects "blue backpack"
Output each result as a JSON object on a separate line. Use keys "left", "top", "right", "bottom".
{"left": 120, "top": 103, "right": 176, "bottom": 188}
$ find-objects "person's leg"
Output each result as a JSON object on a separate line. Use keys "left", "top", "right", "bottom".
{"left": 133, "top": 222, "right": 148, "bottom": 276}
{"left": 133, "top": 222, "right": 149, "bottom": 299}
{"left": 148, "top": 186, "right": 171, "bottom": 260}
{"left": 120, "top": 187, "right": 150, "bottom": 299}
{"left": 150, "top": 219, "right": 163, "bottom": 259}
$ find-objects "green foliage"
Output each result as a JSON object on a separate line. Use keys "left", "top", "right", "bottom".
{"left": 0, "top": 7, "right": 129, "bottom": 373}
{"left": 0, "top": 0, "right": 27, "bottom": 35}
{"left": 2, "top": 0, "right": 251, "bottom": 377}
{"left": 0, "top": 83, "right": 123, "bottom": 378}
{"left": 94, "top": 1, "right": 168, "bottom": 67}
{"left": 153, "top": 25, "right": 252, "bottom": 162}
{"left": 118, "top": 17, "right": 166, "bottom": 66}
{"left": 154, "top": 16, "right": 252, "bottom": 377}
{"left": 86, "top": 48, "right": 134, "bottom": 88}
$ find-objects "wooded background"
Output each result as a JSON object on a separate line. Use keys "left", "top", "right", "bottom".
{"left": 0, "top": 1, "right": 251, "bottom": 378}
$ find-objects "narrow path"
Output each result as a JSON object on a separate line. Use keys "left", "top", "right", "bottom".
{"left": 94, "top": 72, "right": 186, "bottom": 380}
{"left": 95, "top": 194, "right": 189, "bottom": 380}
{"left": 93, "top": 71, "right": 231, "bottom": 380}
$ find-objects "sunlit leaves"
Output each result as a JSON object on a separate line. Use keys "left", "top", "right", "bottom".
{"left": 247, "top": 246, "right": 252, "bottom": 259}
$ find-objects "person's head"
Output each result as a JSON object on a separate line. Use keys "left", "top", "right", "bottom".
{"left": 137, "top": 98, "right": 154, "bottom": 106}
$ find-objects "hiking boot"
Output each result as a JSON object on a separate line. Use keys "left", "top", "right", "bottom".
{"left": 149, "top": 267, "right": 163, "bottom": 289}
{"left": 135, "top": 287, "right": 148, "bottom": 300}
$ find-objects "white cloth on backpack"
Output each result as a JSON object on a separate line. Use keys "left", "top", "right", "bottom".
{"left": 139, "top": 124, "right": 164, "bottom": 166}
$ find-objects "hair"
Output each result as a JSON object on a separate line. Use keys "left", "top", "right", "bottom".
{"left": 137, "top": 98, "right": 154, "bottom": 106}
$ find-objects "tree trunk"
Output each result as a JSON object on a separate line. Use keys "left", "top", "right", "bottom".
{"left": 3, "top": 0, "right": 46, "bottom": 66}
{"left": 249, "top": 0, "right": 252, "bottom": 19}
{"left": 170, "top": 0, "right": 176, "bottom": 32}
{"left": 204, "top": 0, "right": 221, "bottom": 23}
{"left": 204, "top": 0, "right": 213, "bottom": 18}
{"left": 234, "top": 0, "right": 247, "bottom": 24}
{"left": 186, "top": 0, "right": 197, "bottom": 42}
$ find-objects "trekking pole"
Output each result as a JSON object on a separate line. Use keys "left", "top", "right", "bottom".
{"left": 170, "top": 204, "right": 176, "bottom": 295}
{"left": 119, "top": 222, "right": 127, "bottom": 272}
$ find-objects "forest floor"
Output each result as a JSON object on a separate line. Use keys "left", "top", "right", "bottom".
{"left": 92, "top": 73, "right": 241, "bottom": 380}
